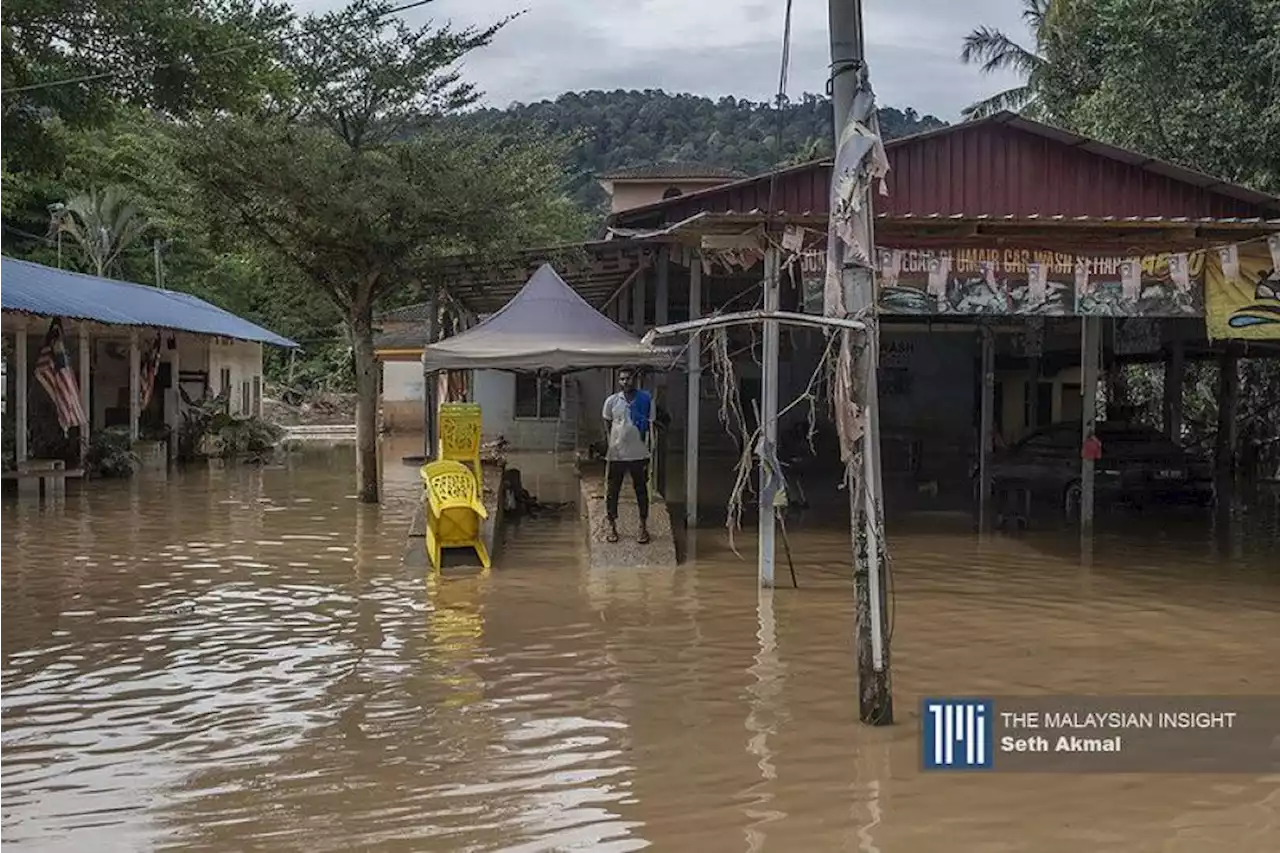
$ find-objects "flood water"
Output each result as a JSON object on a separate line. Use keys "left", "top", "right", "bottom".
{"left": 3, "top": 437, "right": 1279, "bottom": 852}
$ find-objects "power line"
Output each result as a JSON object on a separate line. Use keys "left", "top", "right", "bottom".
{"left": 1, "top": 0, "right": 438, "bottom": 96}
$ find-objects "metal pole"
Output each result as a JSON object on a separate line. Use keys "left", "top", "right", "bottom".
{"left": 1080, "top": 316, "right": 1101, "bottom": 531}
{"left": 758, "top": 246, "right": 781, "bottom": 588}
{"left": 686, "top": 258, "right": 703, "bottom": 527}
{"left": 830, "top": 0, "right": 892, "bottom": 724}
{"left": 978, "top": 326, "right": 995, "bottom": 531}
{"left": 153, "top": 240, "right": 163, "bottom": 288}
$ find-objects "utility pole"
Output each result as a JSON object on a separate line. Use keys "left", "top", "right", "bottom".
{"left": 829, "top": 0, "right": 893, "bottom": 725}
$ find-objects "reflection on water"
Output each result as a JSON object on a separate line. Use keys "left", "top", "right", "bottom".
{"left": 3, "top": 437, "right": 1279, "bottom": 852}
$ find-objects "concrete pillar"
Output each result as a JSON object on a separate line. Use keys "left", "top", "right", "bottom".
{"left": 685, "top": 259, "right": 702, "bottom": 527}
{"left": 15, "top": 328, "right": 28, "bottom": 465}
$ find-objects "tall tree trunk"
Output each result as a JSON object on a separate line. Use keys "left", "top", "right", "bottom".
{"left": 350, "top": 305, "right": 380, "bottom": 503}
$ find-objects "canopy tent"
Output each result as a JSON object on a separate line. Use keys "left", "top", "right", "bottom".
{"left": 422, "top": 263, "right": 680, "bottom": 372}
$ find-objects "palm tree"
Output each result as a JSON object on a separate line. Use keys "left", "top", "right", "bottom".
{"left": 48, "top": 187, "right": 149, "bottom": 278}
{"left": 960, "top": 0, "right": 1051, "bottom": 120}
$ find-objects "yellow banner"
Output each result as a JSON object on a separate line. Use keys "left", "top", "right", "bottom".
{"left": 1205, "top": 237, "right": 1280, "bottom": 339}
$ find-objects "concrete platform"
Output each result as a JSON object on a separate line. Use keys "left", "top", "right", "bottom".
{"left": 580, "top": 462, "right": 678, "bottom": 570}
{"left": 404, "top": 462, "right": 505, "bottom": 573}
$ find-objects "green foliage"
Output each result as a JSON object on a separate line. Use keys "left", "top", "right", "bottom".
{"left": 1, "top": 416, "right": 14, "bottom": 473}
{"left": 215, "top": 416, "right": 283, "bottom": 458}
{"left": 49, "top": 186, "right": 150, "bottom": 277}
{"left": 87, "top": 426, "right": 140, "bottom": 478}
{"left": 461, "top": 90, "right": 946, "bottom": 216}
{"left": 1047, "top": 0, "right": 1280, "bottom": 194}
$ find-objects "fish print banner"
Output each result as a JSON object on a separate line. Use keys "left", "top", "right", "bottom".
{"left": 872, "top": 248, "right": 1206, "bottom": 317}
{"left": 1204, "top": 236, "right": 1280, "bottom": 339}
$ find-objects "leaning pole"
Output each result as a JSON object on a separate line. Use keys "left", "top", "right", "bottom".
{"left": 828, "top": 0, "right": 894, "bottom": 725}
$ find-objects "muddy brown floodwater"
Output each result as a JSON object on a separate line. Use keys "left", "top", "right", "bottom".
{"left": 3, "top": 438, "right": 1279, "bottom": 852}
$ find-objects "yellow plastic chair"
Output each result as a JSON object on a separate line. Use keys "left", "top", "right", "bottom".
{"left": 438, "top": 403, "right": 484, "bottom": 490}
{"left": 421, "top": 459, "right": 490, "bottom": 570}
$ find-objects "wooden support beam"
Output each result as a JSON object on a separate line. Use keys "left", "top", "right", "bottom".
{"left": 129, "top": 329, "right": 140, "bottom": 443}
{"left": 655, "top": 248, "right": 669, "bottom": 326}
{"left": 632, "top": 268, "right": 647, "bottom": 335}
{"left": 423, "top": 284, "right": 439, "bottom": 457}
{"left": 166, "top": 338, "right": 179, "bottom": 462}
{"left": 79, "top": 323, "right": 91, "bottom": 464}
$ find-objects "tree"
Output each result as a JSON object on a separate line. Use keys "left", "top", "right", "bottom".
{"left": 185, "top": 0, "right": 587, "bottom": 502}
{"left": 959, "top": 0, "right": 1053, "bottom": 119}
{"left": 49, "top": 187, "right": 149, "bottom": 277}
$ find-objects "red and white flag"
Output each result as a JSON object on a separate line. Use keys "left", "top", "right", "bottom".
{"left": 34, "top": 318, "right": 88, "bottom": 434}
{"left": 139, "top": 333, "right": 162, "bottom": 409}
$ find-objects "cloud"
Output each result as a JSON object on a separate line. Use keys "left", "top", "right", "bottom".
{"left": 290, "top": 0, "right": 1030, "bottom": 119}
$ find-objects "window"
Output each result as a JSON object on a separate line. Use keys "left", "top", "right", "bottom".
{"left": 514, "top": 374, "right": 561, "bottom": 420}
{"left": 252, "top": 376, "right": 262, "bottom": 416}
{"left": 219, "top": 367, "right": 231, "bottom": 399}
{"left": 240, "top": 380, "right": 250, "bottom": 416}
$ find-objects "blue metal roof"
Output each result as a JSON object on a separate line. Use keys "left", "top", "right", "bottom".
{"left": 1, "top": 257, "right": 297, "bottom": 347}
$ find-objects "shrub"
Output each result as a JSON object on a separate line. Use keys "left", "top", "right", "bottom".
{"left": 87, "top": 426, "right": 140, "bottom": 478}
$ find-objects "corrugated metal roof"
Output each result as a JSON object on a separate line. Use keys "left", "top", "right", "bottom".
{"left": 609, "top": 111, "right": 1280, "bottom": 227}
{"left": 1, "top": 257, "right": 298, "bottom": 347}
{"left": 599, "top": 162, "right": 746, "bottom": 181}
{"left": 376, "top": 302, "right": 433, "bottom": 324}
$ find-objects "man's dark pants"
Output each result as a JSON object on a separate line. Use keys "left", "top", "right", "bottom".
{"left": 606, "top": 459, "right": 649, "bottom": 523}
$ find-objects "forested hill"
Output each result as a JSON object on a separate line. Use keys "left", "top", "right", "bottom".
{"left": 461, "top": 89, "right": 946, "bottom": 213}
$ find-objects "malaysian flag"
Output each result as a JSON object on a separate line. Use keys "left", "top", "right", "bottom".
{"left": 139, "top": 333, "right": 162, "bottom": 409}
{"left": 35, "top": 318, "right": 88, "bottom": 433}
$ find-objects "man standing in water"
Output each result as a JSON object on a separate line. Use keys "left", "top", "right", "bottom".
{"left": 602, "top": 367, "right": 651, "bottom": 544}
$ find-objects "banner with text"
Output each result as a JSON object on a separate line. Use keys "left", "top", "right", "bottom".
{"left": 921, "top": 695, "right": 1280, "bottom": 773}
{"left": 873, "top": 248, "right": 1206, "bottom": 317}
{"left": 1205, "top": 237, "right": 1280, "bottom": 340}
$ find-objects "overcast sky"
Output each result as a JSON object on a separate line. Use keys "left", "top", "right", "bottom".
{"left": 292, "top": 0, "right": 1029, "bottom": 120}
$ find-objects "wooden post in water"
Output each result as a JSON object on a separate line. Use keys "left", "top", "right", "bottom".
{"left": 1080, "top": 316, "right": 1102, "bottom": 531}
{"left": 686, "top": 257, "right": 703, "bottom": 527}
{"left": 830, "top": 0, "right": 892, "bottom": 724}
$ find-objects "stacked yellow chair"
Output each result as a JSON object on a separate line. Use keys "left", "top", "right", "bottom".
{"left": 421, "top": 403, "right": 489, "bottom": 570}
{"left": 437, "top": 403, "right": 484, "bottom": 490}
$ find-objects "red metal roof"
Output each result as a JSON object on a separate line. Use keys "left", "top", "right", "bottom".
{"left": 608, "top": 112, "right": 1280, "bottom": 227}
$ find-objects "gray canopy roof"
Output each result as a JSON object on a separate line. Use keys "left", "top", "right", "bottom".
{"left": 422, "top": 263, "right": 680, "bottom": 372}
